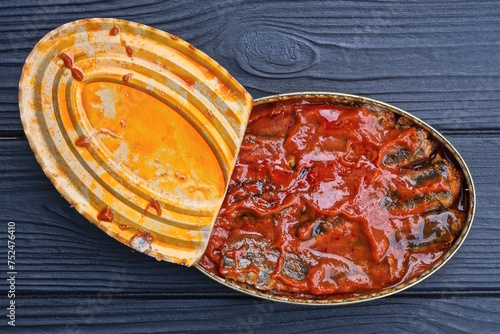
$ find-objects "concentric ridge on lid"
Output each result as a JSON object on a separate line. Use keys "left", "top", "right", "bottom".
{"left": 19, "top": 18, "right": 253, "bottom": 266}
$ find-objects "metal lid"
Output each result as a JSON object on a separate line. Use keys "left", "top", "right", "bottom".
{"left": 19, "top": 18, "right": 253, "bottom": 266}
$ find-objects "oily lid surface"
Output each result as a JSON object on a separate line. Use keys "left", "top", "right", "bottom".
{"left": 19, "top": 18, "right": 253, "bottom": 265}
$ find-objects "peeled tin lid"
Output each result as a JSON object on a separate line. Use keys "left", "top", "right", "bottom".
{"left": 19, "top": 18, "right": 253, "bottom": 266}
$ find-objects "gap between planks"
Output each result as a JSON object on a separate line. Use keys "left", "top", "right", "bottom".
{"left": 13, "top": 289, "right": 500, "bottom": 300}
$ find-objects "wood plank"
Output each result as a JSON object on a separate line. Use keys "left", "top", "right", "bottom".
{"left": 2, "top": 0, "right": 500, "bottom": 332}
{"left": 2, "top": 0, "right": 500, "bottom": 133}
{"left": 0, "top": 136, "right": 498, "bottom": 296}
{"left": 12, "top": 296, "right": 500, "bottom": 333}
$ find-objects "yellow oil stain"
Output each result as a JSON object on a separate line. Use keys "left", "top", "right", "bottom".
{"left": 81, "top": 81, "right": 225, "bottom": 201}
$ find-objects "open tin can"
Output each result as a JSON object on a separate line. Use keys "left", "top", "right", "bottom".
{"left": 196, "top": 92, "right": 476, "bottom": 305}
{"left": 19, "top": 19, "right": 475, "bottom": 304}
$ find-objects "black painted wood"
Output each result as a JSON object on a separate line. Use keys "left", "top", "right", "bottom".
{"left": 1, "top": 0, "right": 500, "bottom": 332}
{"left": 1, "top": 0, "right": 500, "bottom": 133}
{"left": 13, "top": 297, "right": 500, "bottom": 334}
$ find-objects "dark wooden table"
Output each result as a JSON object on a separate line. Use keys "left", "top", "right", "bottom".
{"left": 1, "top": 1, "right": 499, "bottom": 333}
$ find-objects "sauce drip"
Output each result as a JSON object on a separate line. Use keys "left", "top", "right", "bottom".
{"left": 109, "top": 25, "right": 120, "bottom": 36}
{"left": 118, "top": 36, "right": 133, "bottom": 58}
{"left": 97, "top": 206, "right": 114, "bottom": 222}
{"left": 59, "top": 53, "right": 73, "bottom": 68}
{"left": 145, "top": 198, "right": 162, "bottom": 216}
{"left": 74, "top": 136, "right": 91, "bottom": 147}
{"left": 58, "top": 53, "right": 84, "bottom": 81}
{"left": 200, "top": 98, "right": 467, "bottom": 299}
{"left": 70, "top": 68, "right": 84, "bottom": 82}
{"left": 125, "top": 45, "right": 134, "bottom": 57}
{"left": 122, "top": 73, "right": 133, "bottom": 82}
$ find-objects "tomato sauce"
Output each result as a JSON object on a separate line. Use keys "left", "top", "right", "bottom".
{"left": 58, "top": 53, "right": 84, "bottom": 81}
{"left": 145, "top": 198, "right": 162, "bottom": 216}
{"left": 97, "top": 206, "right": 114, "bottom": 222}
{"left": 200, "top": 98, "right": 467, "bottom": 299}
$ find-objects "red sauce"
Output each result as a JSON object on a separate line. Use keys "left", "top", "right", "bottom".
{"left": 145, "top": 198, "right": 162, "bottom": 216}
{"left": 58, "top": 53, "right": 84, "bottom": 81}
{"left": 71, "top": 67, "right": 84, "bottom": 81}
{"left": 122, "top": 73, "right": 133, "bottom": 82}
{"left": 74, "top": 136, "right": 91, "bottom": 147}
{"left": 58, "top": 53, "right": 73, "bottom": 68}
{"left": 97, "top": 206, "right": 114, "bottom": 222}
{"left": 200, "top": 98, "right": 467, "bottom": 299}
{"left": 125, "top": 45, "right": 134, "bottom": 57}
{"left": 109, "top": 25, "right": 120, "bottom": 36}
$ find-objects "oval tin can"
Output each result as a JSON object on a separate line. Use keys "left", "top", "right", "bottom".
{"left": 196, "top": 92, "right": 476, "bottom": 305}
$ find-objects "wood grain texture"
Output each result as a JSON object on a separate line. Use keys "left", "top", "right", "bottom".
{"left": 1, "top": 0, "right": 500, "bottom": 332}
{"left": 1, "top": 0, "right": 500, "bottom": 133}
{"left": 12, "top": 297, "right": 500, "bottom": 333}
